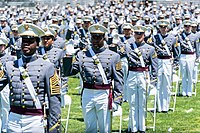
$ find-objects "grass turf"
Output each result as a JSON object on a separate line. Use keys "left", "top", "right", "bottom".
{"left": 61, "top": 72, "right": 200, "bottom": 133}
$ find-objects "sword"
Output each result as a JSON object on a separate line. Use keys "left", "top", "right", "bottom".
{"left": 43, "top": 102, "right": 48, "bottom": 133}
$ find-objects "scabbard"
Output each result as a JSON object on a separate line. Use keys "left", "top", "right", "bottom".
{"left": 108, "top": 87, "right": 113, "bottom": 110}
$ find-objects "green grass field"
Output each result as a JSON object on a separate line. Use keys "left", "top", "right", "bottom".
{"left": 61, "top": 73, "right": 200, "bottom": 133}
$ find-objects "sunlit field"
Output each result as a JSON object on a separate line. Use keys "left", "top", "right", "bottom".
{"left": 61, "top": 69, "right": 200, "bottom": 133}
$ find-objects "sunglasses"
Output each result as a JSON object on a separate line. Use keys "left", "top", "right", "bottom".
{"left": 84, "top": 21, "right": 91, "bottom": 24}
{"left": 12, "top": 30, "right": 18, "bottom": 33}
{"left": 184, "top": 25, "right": 191, "bottom": 28}
{"left": 42, "top": 36, "right": 52, "bottom": 40}
{"left": 160, "top": 26, "right": 167, "bottom": 28}
{"left": 134, "top": 32, "right": 144, "bottom": 35}
{"left": 22, "top": 38, "right": 36, "bottom": 44}
{"left": 91, "top": 34, "right": 104, "bottom": 39}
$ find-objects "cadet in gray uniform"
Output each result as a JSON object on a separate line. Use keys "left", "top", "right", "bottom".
{"left": 179, "top": 20, "right": 199, "bottom": 97}
{"left": 49, "top": 24, "right": 66, "bottom": 50}
{"left": 0, "top": 16, "right": 11, "bottom": 38}
{"left": 191, "top": 22, "right": 200, "bottom": 83}
{"left": 38, "top": 28, "right": 67, "bottom": 107}
{"left": 125, "top": 25, "right": 157, "bottom": 132}
{"left": 0, "top": 23, "right": 61, "bottom": 133}
{"left": 0, "top": 36, "right": 15, "bottom": 133}
{"left": 63, "top": 24, "right": 124, "bottom": 133}
{"left": 120, "top": 23, "right": 134, "bottom": 102}
{"left": 153, "top": 20, "right": 180, "bottom": 112}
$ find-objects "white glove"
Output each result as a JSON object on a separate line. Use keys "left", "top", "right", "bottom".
{"left": 112, "top": 102, "right": 119, "bottom": 112}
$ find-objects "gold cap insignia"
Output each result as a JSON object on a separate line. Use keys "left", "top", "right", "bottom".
{"left": 24, "top": 24, "right": 29, "bottom": 30}
{"left": 94, "top": 25, "right": 99, "bottom": 30}
{"left": 43, "top": 28, "right": 48, "bottom": 32}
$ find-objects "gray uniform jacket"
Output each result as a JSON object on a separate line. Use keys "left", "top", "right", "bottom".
{"left": 179, "top": 31, "right": 199, "bottom": 58}
{"left": 125, "top": 42, "right": 158, "bottom": 82}
{"left": 0, "top": 53, "right": 15, "bottom": 65}
{"left": 38, "top": 46, "right": 68, "bottom": 92}
{"left": 0, "top": 54, "right": 61, "bottom": 133}
{"left": 54, "top": 36, "right": 66, "bottom": 50}
{"left": 64, "top": 46, "right": 124, "bottom": 104}
{"left": 154, "top": 33, "right": 180, "bottom": 64}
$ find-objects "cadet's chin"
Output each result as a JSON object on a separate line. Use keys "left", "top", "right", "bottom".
{"left": 22, "top": 50, "right": 35, "bottom": 56}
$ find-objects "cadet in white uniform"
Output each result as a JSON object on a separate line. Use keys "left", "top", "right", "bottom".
{"left": 125, "top": 25, "right": 157, "bottom": 132}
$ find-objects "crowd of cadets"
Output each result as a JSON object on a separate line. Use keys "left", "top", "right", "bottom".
{"left": 0, "top": 0, "right": 199, "bottom": 132}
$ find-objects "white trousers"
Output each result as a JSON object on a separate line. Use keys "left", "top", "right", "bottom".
{"left": 7, "top": 112, "right": 44, "bottom": 133}
{"left": 0, "top": 85, "right": 10, "bottom": 132}
{"left": 121, "top": 57, "right": 128, "bottom": 101}
{"left": 180, "top": 54, "right": 195, "bottom": 96}
{"left": 127, "top": 71, "right": 147, "bottom": 132}
{"left": 157, "top": 59, "right": 172, "bottom": 112}
{"left": 193, "top": 62, "right": 199, "bottom": 83}
{"left": 82, "top": 89, "right": 110, "bottom": 133}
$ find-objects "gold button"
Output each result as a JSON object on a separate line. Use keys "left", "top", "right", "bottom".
{"left": 22, "top": 93, "right": 25, "bottom": 96}
{"left": 11, "top": 93, "right": 13, "bottom": 95}
{"left": 22, "top": 99, "right": 25, "bottom": 102}
{"left": 22, "top": 105, "right": 25, "bottom": 108}
{"left": 37, "top": 87, "right": 39, "bottom": 90}
{"left": 10, "top": 86, "right": 12, "bottom": 89}
{"left": 37, "top": 81, "right": 40, "bottom": 84}
{"left": 12, "top": 99, "right": 14, "bottom": 101}
{"left": 10, "top": 80, "right": 12, "bottom": 82}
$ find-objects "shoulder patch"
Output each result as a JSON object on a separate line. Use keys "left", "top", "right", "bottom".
{"left": 147, "top": 37, "right": 152, "bottom": 44}
{"left": 120, "top": 46, "right": 125, "bottom": 53}
{"left": 50, "top": 71, "right": 60, "bottom": 95}
{"left": 72, "top": 56, "right": 76, "bottom": 63}
{"left": 175, "top": 36, "right": 180, "bottom": 47}
{"left": 0, "top": 70, "right": 4, "bottom": 79}
{"left": 152, "top": 51, "right": 157, "bottom": 58}
{"left": 116, "top": 61, "right": 122, "bottom": 70}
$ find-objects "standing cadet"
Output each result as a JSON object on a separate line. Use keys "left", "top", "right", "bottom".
{"left": 63, "top": 24, "right": 123, "bottom": 133}
{"left": 0, "top": 23, "right": 61, "bottom": 133}
{"left": 0, "top": 36, "right": 15, "bottom": 133}
{"left": 191, "top": 21, "right": 200, "bottom": 85}
{"left": 153, "top": 20, "right": 180, "bottom": 112}
{"left": 9, "top": 25, "right": 22, "bottom": 58}
{"left": 49, "top": 24, "right": 66, "bottom": 50}
{"left": 120, "top": 23, "right": 134, "bottom": 102}
{"left": 0, "top": 16, "right": 11, "bottom": 38}
{"left": 38, "top": 27, "right": 66, "bottom": 107}
{"left": 179, "top": 20, "right": 199, "bottom": 97}
{"left": 79, "top": 16, "right": 93, "bottom": 39}
{"left": 125, "top": 25, "right": 157, "bottom": 132}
